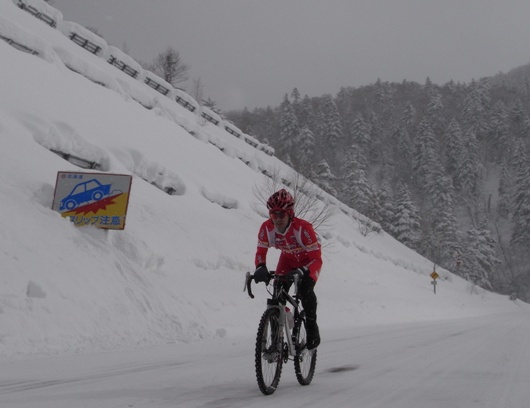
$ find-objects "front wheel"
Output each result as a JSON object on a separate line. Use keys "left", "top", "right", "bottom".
{"left": 293, "top": 312, "right": 317, "bottom": 385}
{"left": 255, "top": 307, "right": 283, "bottom": 395}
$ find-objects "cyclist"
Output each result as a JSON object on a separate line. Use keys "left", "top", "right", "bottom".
{"left": 253, "top": 189, "right": 322, "bottom": 349}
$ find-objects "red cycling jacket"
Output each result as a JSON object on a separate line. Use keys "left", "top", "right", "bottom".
{"left": 255, "top": 217, "right": 322, "bottom": 282}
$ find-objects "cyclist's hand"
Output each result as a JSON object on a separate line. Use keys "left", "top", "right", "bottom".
{"left": 254, "top": 264, "right": 271, "bottom": 284}
{"left": 287, "top": 267, "right": 308, "bottom": 282}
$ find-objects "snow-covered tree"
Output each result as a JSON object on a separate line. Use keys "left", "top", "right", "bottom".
{"left": 460, "top": 222, "right": 498, "bottom": 289}
{"left": 488, "top": 101, "right": 510, "bottom": 163}
{"left": 374, "top": 181, "right": 395, "bottom": 234}
{"left": 443, "top": 119, "right": 464, "bottom": 183}
{"left": 497, "top": 158, "right": 512, "bottom": 218}
{"left": 391, "top": 124, "right": 413, "bottom": 179}
{"left": 426, "top": 88, "right": 444, "bottom": 134}
{"left": 392, "top": 182, "right": 421, "bottom": 249}
{"left": 298, "top": 126, "right": 316, "bottom": 174}
{"left": 412, "top": 119, "right": 437, "bottom": 193}
{"left": 457, "top": 128, "right": 481, "bottom": 199}
{"left": 320, "top": 94, "right": 343, "bottom": 150}
{"left": 340, "top": 144, "right": 373, "bottom": 215}
{"left": 350, "top": 113, "right": 370, "bottom": 150}
{"left": 461, "top": 79, "right": 490, "bottom": 139}
{"left": 510, "top": 100, "right": 530, "bottom": 139}
{"left": 298, "top": 95, "right": 315, "bottom": 130}
{"left": 312, "top": 160, "right": 337, "bottom": 196}
{"left": 510, "top": 139, "right": 530, "bottom": 246}
{"left": 278, "top": 94, "right": 300, "bottom": 157}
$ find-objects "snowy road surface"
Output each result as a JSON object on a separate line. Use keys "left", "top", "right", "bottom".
{"left": 2, "top": 311, "right": 530, "bottom": 408}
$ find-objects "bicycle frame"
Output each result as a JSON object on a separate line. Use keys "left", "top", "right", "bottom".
{"left": 245, "top": 272, "right": 302, "bottom": 359}
{"left": 266, "top": 282, "right": 300, "bottom": 360}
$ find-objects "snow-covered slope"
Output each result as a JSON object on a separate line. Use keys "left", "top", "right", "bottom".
{"left": 0, "top": 0, "right": 526, "bottom": 360}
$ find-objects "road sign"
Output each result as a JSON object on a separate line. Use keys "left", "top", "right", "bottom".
{"left": 430, "top": 271, "right": 439, "bottom": 280}
{"left": 52, "top": 171, "right": 132, "bottom": 230}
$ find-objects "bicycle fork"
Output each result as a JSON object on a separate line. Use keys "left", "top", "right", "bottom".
{"left": 268, "top": 305, "right": 297, "bottom": 361}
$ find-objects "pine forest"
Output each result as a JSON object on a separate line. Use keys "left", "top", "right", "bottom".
{"left": 225, "top": 65, "right": 530, "bottom": 302}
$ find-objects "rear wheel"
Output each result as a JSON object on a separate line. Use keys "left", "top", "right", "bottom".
{"left": 293, "top": 313, "right": 317, "bottom": 385}
{"left": 255, "top": 307, "right": 283, "bottom": 395}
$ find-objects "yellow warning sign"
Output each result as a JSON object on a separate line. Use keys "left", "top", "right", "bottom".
{"left": 52, "top": 172, "right": 132, "bottom": 230}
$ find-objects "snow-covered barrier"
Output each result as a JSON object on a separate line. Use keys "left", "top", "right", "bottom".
{"left": 223, "top": 120, "right": 243, "bottom": 139}
{"left": 143, "top": 70, "right": 172, "bottom": 96}
{"left": 13, "top": 0, "right": 63, "bottom": 28}
{"left": 0, "top": 14, "right": 56, "bottom": 60}
{"left": 174, "top": 88, "right": 199, "bottom": 113}
{"left": 59, "top": 20, "right": 108, "bottom": 56}
{"left": 105, "top": 45, "right": 143, "bottom": 79}
{"left": 200, "top": 105, "right": 222, "bottom": 126}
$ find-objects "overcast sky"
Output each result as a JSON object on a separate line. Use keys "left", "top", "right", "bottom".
{"left": 51, "top": 0, "right": 530, "bottom": 111}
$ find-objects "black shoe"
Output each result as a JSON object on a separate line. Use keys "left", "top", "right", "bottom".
{"left": 307, "top": 335, "right": 320, "bottom": 350}
{"left": 306, "top": 320, "right": 320, "bottom": 350}
{"left": 262, "top": 346, "right": 280, "bottom": 362}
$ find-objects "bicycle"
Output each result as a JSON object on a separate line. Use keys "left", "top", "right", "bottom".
{"left": 244, "top": 271, "right": 317, "bottom": 395}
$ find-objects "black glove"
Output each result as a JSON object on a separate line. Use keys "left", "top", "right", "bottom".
{"left": 254, "top": 264, "right": 270, "bottom": 284}
{"left": 287, "top": 267, "right": 308, "bottom": 283}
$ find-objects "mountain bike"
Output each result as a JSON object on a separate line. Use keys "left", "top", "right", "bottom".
{"left": 244, "top": 271, "right": 317, "bottom": 395}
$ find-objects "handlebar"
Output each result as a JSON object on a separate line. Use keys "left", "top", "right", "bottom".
{"left": 244, "top": 271, "right": 255, "bottom": 299}
{"left": 244, "top": 271, "right": 300, "bottom": 300}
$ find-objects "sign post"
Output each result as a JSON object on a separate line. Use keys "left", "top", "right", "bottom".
{"left": 430, "top": 265, "right": 439, "bottom": 294}
{"left": 52, "top": 171, "right": 132, "bottom": 230}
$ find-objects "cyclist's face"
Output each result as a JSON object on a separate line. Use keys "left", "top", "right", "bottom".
{"left": 270, "top": 211, "right": 289, "bottom": 232}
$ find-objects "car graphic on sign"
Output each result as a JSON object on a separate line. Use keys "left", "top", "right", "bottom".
{"left": 59, "top": 179, "right": 112, "bottom": 211}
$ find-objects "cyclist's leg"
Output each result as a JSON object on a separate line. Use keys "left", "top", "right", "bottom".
{"left": 275, "top": 255, "right": 294, "bottom": 292}
{"left": 299, "top": 278, "right": 320, "bottom": 349}
{"left": 275, "top": 255, "right": 291, "bottom": 277}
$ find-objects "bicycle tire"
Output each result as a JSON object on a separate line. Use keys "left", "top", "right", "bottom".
{"left": 293, "top": 313, "right": 317, "bottom": 385}
{"left": 255, "top": 307, "right": 283, "bottom": 395}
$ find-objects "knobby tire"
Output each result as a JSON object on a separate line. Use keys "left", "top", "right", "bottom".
{"left": 255, "top": 307, "right": 283, "bottom": 395}
{"left": 293, "top": 313, "right": 317, "bottom": 385}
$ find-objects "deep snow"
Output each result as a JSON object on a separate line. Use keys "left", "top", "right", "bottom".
{"left": 0, "top": 0, "right": 527, "bottom": 366}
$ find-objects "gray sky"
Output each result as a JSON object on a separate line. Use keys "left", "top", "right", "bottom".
{"left": 52, "top": 0, "right": 530, "bottom": 111}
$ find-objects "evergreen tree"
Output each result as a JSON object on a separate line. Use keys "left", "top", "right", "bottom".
{"left": 443, "top": 119, "right": 464, "bottom": 186}
{"left": 374, "top": 79, "right": 395, "bottom": 119}
{"left": 340, "top": 144, "right": 373, "bottom": 215}
{"left": 278, "top": 94, "right": 300, "bottom": 158}
{"left": 510, "top": 139, "right": 530, "bottom": 246}
{"left": 393, "top": 182, "right": 421, "bottom": 249}
{"left": 432, "top": 192, "right": 460, "bottom": 266}
{"left": 488, "top": 101, "right": 510, "bottom": 163}
{"left": 497, "top": 158, "right": 512, "bottom": 218}
{"left": 336, "top": 87, "right": 354, "bottom": 128}
{"left": 290, "top": 88, "right": 301, "bottom": 117}
{"left": 313, "top": 160, "right": 337, "bottom": 196}
{"left": 350, "top": 113, "right": 370, "bottom": 158}
{"left": 367, "top": 112, "right": 384, "bottom": 163}
{"left": 457, "top": 128, "right": 481, "bottom": 200}
{"left": 412, "top": 119, "right": 437, "bottom": 193}
{"left": 375, "top": 181, "right": 395, "bottom": 234}
{"left": 426, "top": 88, "right": 444, "bottom": 135}
{"left": 400, "top": 102, "right": 417, "bottom": 132}
{"left": 320, "top": 94, "right": 343, "bottom": 151}
{"left": 460, "top": 222, "right": 498, "bottom": 289}
{"left": 510, "top": 100, "right": 530, "bottom": 139}
{"left": 298, "top": 126, "right": 316, "bottom": 174}
{"left": 391, "top": 124, "right": 413, "bottom": 180}
{"left": 461, "top": 79, "right": 490, "bottom": 139}
{"left": 298, "top": 95, "right": 315, "bottom": 130}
